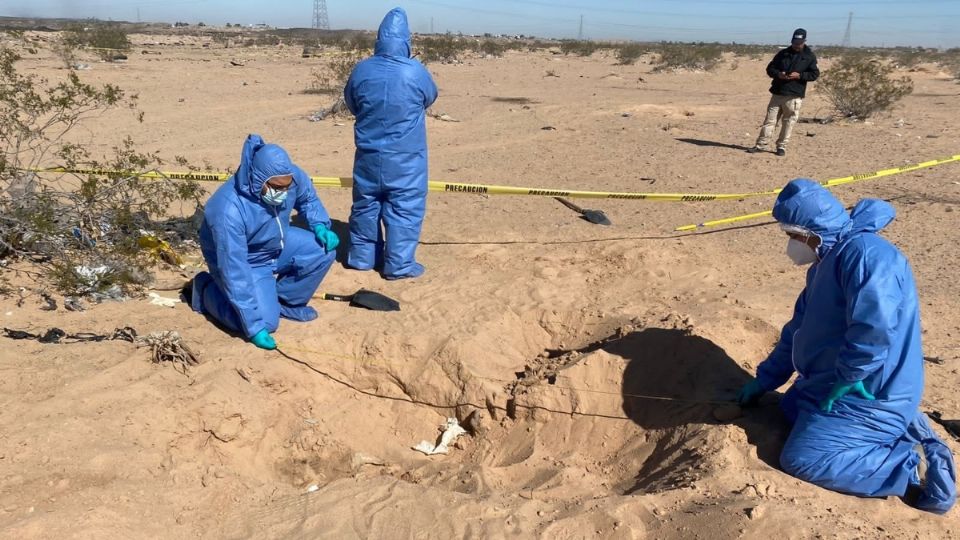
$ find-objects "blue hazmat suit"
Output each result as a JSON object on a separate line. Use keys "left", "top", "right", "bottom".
{"left": 191, "top": 134, "right": 337, "bottom": 338}
{"left": 344, "top": 7, "right": 438, "bottom": 279}
{"left": 755, "top": 179, "right": 956, "bottom": 514}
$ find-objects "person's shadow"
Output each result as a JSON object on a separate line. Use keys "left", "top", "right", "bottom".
{"left": 675, "top": 138, "right": 751, "bottom": 152}
{"left": 616, "top": 328, "right": 788, "bottom": 494}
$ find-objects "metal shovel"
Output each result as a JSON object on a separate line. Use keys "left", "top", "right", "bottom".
{"left": 318, "top": 289, "right": 401, "bottom": 311}
{"left": 554, "top": 197, "right": 612, "bottom": 226}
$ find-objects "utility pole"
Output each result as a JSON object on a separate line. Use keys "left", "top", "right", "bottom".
{"left": 578, "top": 15, "right": 583, "bottom": 40}
{"left": 841, "top": 12, "right": 853, "bottom": 48}
{"left": 312, "top": 0, "right": 330, "bottom": 31}
{"left": 137, "top": 7, "right": 141, "bottom": 22}
{"left": 431, "top": 17, "right": 434, "bottom": 34}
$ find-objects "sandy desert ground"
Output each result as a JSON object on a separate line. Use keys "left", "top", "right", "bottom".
{"left": 1, "top": 31, "right": 960, "bottom": 539}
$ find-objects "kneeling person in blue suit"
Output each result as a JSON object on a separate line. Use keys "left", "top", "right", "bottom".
{"left": 190, "top": 134, "right": 339, "bottom": 350}
{"left": 737, "top": 179, "right": 956, "bottom": 514}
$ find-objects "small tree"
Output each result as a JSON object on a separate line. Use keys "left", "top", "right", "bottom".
{"left": 819, "top": 58, "right": 914, "bottom": 118}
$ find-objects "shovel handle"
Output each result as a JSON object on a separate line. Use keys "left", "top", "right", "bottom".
{"left": 322, "top": 293, "right": 353, "bottom": 302}
{"left": 554, "top": 196, "right": 584, "bottom": 214}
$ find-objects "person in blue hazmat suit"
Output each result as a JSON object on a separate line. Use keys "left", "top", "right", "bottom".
{"left": 343, "top": 7, "right": 438, "bottom": 280}
{"left": 737, "top": 179, "right": 956, "bottom": 513}
{"left": 189, "top": 134, "right": 340, "bottom": 350}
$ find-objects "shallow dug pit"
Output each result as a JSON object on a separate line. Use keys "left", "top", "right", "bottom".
{"left": 448, "top": 324, "right": 757, "bottom": 499}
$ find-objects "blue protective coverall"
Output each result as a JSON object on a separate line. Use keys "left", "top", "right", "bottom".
{"left": 755, "top": 179, "right": 956, "bottom": 514}
{"left": 343, "top": 7, "right": 438, "bottom": 279}
{"left": 191, "top": 134, "right": 336, "bottom": 338}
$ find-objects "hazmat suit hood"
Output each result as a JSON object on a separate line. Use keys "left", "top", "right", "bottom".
{"left": 233, "top": 134, "right": 296, "bottom": 201}
{"left": 772, "top": 178, "right": 895, "bottom": 258}
{"left": 375, "top": 7, "right": 412, "bottom": 58}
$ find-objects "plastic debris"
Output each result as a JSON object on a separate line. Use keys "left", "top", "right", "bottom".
{"left": 138, "top": 235, "right": 183, "bottom": 266}
{"left": 148, "top": 292, "right": 181, "bottom": 308}
{"left": 413, "top": 417, "right": 467, "bottom": 456}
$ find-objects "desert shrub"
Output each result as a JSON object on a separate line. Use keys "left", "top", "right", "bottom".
{"left": 0, "top": 44, "right": 203, "bottom": 294}
{"left": 306, "top": 50, "right": 364, "bottom": 94}
{"left": 417, "top": 35, "right": 470, "bottom": 64}
{"left": 560, "top": 40, "right": 599, "bottom": 57}
{"left": 653, "top": 42, "right": 722, "bottom": 72}
{"left": 479, "top": 39, "right": 506, "bottom": 57}
{"left": 819, "top": 58, "right": 913, "bottom": 118}
{"left": 63, "top": 23, "right": 131, "bottom": 61}
{"left": 616, "top": 42, "right": 645, "bottom": 65}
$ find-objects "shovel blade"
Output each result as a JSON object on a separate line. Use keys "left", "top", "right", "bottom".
{"left": 350, "top": 289, "right": 401, "bottom": 311}
{"left": 582, "top": 209, "right": 612, "bottom": 226}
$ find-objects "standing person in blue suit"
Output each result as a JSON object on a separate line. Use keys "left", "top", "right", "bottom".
{"left": 189, "top": 134, "right": 340, "bottom": 350}
{"left": 737, "top": 179, "right": 956, "bottom": 514}
{"left": 344, "top": 7, "right": 438, "bottom": 280}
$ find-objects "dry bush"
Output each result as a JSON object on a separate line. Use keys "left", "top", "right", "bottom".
{"left": 0, "top": 43, "right": 203, "bottom": 295}
{"left": 416, "top": 35, "right": 471, "bottom": 64}
{"left": 306, "top": 51, "right": 364, "bottom": 94}
{"left": 560, "top": 40, "right": 600, "bottom": 57}
{"left": 819, "top": 57, "right": 914, "bottom": 119}
{"left": 479, "top": 39, "right": 506, "bottom": 58}
{"left": 616, "top": 43, "right": 646, "bottom": 65}
{"left": 653, "top": 43, "right": 722, "bottom": 72}
{"left": 63, "top": 23, "right": 131, "bottom": 62}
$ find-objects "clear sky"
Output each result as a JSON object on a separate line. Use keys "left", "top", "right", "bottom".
{"left": 2, "top": 0, "right": 958, "bottom": 48}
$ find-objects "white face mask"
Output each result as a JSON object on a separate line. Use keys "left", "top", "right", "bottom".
{"left": 261, "top": 185, "right": 289, "bottom": 206}
{"left": 786, "top": 237, "right": 818, "bottom": 265}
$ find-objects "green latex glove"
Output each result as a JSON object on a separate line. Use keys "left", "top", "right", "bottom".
{"left": 737, "top": 378, "right": 765, "bottom": 407}
{"left": 313, "top": 224, "right": 340, "bottom": 253}
{"left": 250, "top": 328, "right": 276, "bottom": 350}
{"left": 820, "top": 380, "right": 875, "bottom": 413}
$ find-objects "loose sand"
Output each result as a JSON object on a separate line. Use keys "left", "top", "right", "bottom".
{"left": 1, "top": 33, "right": 959, "bottom": 539}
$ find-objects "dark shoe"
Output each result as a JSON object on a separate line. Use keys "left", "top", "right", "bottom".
{"left": 746, "top": 146, "right": 764, "bottom": 154}
{"left": 776, "top": 148, "right": 786, "bottom": 157}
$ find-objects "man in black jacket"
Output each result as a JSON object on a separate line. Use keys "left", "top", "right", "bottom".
{"left": 748, "top": 28, "right": 819, "bottom": 157}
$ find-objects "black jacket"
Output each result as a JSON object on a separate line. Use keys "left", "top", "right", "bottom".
{"left": 766, "top": 45, "right": 819, "bottom": 98}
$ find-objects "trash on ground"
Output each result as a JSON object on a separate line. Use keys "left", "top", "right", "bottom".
{"left": 413, "top": 417, "right": 467, "bottom": 456}
{"left": 148, "top": 292, "right": 181, "bottom": 308}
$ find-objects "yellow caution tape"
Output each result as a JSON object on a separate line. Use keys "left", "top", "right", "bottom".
{"left": 27, "top": 167, "right": 784, "bottom": 201}
{"left": 30, "top": 153, "right": 960, "bottom": 208}
{"left": 675, "top": 154, "right": 960, "bottom": 231}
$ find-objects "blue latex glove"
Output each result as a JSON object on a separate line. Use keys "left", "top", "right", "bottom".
{"left": 820, "top": 380, "right": 875, "bottom": 413}
{"left": 313, "top": 224, "right": 340, "bottom": 253}
{"left": 250, "top": 328, "right": 276, "bottom": 350}
{"left": 737, "top": 378, "right": 765, "bottom": 407}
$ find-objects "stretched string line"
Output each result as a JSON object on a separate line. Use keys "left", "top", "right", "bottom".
{"left": 276, "top": 344, "right": 732, "bottom": 422}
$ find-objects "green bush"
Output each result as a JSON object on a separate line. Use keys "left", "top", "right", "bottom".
{"left": 653, "top": 42, "right": 722, "bottom": 72}
{"left": 819, "top": 58, "right": 914, "bottom": 118}
{"left": 0, "top": 45, "right": 203, "bottom": 294}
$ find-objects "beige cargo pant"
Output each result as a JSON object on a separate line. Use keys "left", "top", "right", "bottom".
{"left": 755, "top": 94, "right": 803, "bottom": 150}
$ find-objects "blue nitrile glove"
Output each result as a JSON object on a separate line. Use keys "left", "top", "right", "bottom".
{"left": 313, "top": 224, "right": 340, "bottom": 253}
{"left": 820, "top": 380, "right": 875, "bottom": 413}
{"left": 250, "top": 328, "right": 276, "bottom": 350}
{"left": 737, "top": 378, "right": 765, "bottom": 407}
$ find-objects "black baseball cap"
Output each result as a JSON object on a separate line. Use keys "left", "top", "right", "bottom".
{"left": 792, "top": 28, "right": 807, "bottom": 41}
